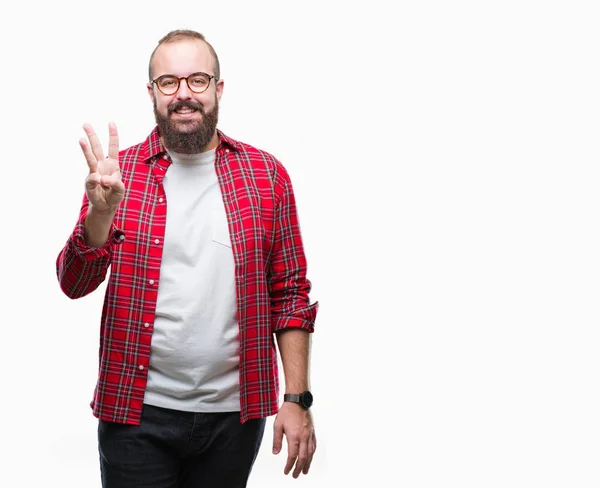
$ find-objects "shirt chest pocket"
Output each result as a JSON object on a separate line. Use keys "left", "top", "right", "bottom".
{"left": 212, "top": 225, "right": 232, "bottom": 248}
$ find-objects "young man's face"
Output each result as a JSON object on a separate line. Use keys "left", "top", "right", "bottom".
{"left": 148, "top": 39, "right": 224, "bottom": 153}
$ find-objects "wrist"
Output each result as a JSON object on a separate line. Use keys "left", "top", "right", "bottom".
{"left": 283, "top": 391, "right": 313, "bottom": 409}
{"left": 87, "top": 204, "right": 117, "bottom": 219}
{"left": 84, "top": 205, "right": 117, "bottom": 248}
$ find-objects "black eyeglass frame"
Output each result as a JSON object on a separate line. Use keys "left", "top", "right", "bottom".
{"left": 151, "top": 71, "right": 216, "bottom": 95}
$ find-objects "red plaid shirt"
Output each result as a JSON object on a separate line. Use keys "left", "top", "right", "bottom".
{"left": 56, "top": 127, "right": 318, "bottom": 425}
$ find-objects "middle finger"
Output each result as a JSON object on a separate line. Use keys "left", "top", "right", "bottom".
{"left": 293, "top": 438, "right": 309, "bottom": 478}
{"left": 284, "top": 441, "right": 299, "bottom": 475}
{"left": 303, "top": 432, "right": 317, "bottom": 474}
{"left": 83, "top": 123, "right": 105, "bottom": 162}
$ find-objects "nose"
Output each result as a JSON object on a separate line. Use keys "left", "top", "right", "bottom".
{"left": 175, "top": 78, "right": 193, "bottom": 100}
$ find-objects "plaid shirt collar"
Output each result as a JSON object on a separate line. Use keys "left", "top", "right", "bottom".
{"left": 140, "top": 126, "right": 242, "bottom": 162}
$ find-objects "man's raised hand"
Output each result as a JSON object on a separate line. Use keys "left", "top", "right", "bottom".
{"left": 79, "top": 122, "right": 125, "bottom": 213}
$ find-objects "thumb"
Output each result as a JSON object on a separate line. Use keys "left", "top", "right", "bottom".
{"left": 85, "top": 172, "right": 102, "bottom": 190}
{"left": 272, "top": 420, "right": 284, "bottom": 454}
{"left": 100, "top": 174, "right": 124, "bottom": 190}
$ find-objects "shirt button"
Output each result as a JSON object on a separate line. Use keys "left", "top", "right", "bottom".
{"left": 225, "top": 149, "right": 230, "bottom": 153}
{"left": 139, "top": 365, "right": 144, "bottom": 371}
{"left": 154, "top": 239, "right": 160, "bottom": 244}
{"left": 159, "top": 197, "right": 164, "bottom": 203}
{"left": 144, "top": 322, "right": 150, "bottom": 328}
{"left": 149, "top": 279, "right": 155, "bottom": 285}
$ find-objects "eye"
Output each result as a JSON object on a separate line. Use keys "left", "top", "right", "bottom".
{"left": 190, "top": 76, "right": 208, "bottom": 86}
{"left": 159, "top": 77, "right": 177, "bottom": 87}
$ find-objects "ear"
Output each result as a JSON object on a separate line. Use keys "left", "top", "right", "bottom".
{"left": 215, "top": 78, "right": 225, "bottom": 101}
{"left": 147, "top": 83, "right": 156, "bottom": 103}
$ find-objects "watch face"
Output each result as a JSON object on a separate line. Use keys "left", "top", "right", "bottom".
{"left": 301, "top": 391, "right": 313, "bottom": 408}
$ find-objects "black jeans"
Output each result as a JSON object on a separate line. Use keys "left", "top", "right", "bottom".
{"left": 98, "top": 404, "right": 266, "bottom": 488}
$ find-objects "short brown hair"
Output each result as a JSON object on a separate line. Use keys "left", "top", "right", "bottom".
{"left": 148, "top": 29, "right": 221, "bottom": 81}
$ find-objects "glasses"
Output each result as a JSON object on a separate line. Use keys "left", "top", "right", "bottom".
{"left": 151, "top": 72, "right": 216, "bottom": 95}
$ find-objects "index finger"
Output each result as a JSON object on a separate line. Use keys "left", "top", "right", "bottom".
{"left": 108, "top": 121, "right": 119, "bottom": 161}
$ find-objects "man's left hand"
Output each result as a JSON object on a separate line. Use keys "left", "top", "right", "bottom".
{"left": 272, "top": 402, "right": 317, "bottom": 478}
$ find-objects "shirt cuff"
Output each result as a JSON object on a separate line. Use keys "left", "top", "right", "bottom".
{"left": 272, "top": 301, "right": 319, "bottom": 333}
{"left": 70, "top": 217, "right": 125, "bottom": 262}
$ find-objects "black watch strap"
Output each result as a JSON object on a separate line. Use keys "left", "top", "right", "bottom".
{"left": 283, "top": 391, "right": 313, "bottom": 409}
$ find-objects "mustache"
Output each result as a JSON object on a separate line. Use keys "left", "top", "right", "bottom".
{"left": 168, "top": 100, "right": 205, "bottom": 116}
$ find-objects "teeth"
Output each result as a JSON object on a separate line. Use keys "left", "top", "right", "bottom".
{"left": 176, "top": 108, "right": 195, "bottom": 113}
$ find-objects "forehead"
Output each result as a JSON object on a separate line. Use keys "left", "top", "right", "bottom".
{"left": 152, "top": 39, "right": 215, "bottom": 77}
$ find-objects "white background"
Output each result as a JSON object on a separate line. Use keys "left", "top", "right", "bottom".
{"left": 1, "top": 0, "right": 599, "bottom": 486}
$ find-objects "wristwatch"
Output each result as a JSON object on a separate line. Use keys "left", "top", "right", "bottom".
{"left": 283, "top": 391, "right": 313, "bottom": 409}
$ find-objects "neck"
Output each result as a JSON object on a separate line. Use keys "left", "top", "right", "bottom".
{"left": 203, "top": 130, "right": 220, "bottom": 151}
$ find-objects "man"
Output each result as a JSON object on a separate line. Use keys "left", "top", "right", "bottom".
{"left": 56, "top": 29, "right": 318, "bottom": 488}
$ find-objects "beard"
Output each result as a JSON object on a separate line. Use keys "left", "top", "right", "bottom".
{"left": 154, "top": 97, "right": 219, "bottom": 154}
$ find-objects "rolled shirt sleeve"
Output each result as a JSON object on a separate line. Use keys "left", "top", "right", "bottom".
{"left": 268, "top": 171, "right": 318, "bottom": 333}
{"left": 56, "top": 195, "right": 125, "bottom": 299}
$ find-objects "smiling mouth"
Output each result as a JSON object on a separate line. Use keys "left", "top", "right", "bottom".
{"left": 173, "top": 107, "right": 197, "bottom": 115}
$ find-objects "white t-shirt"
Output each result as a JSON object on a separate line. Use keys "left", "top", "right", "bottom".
{"left": 143, "top": 148, "right": 240, "bottom": 412}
